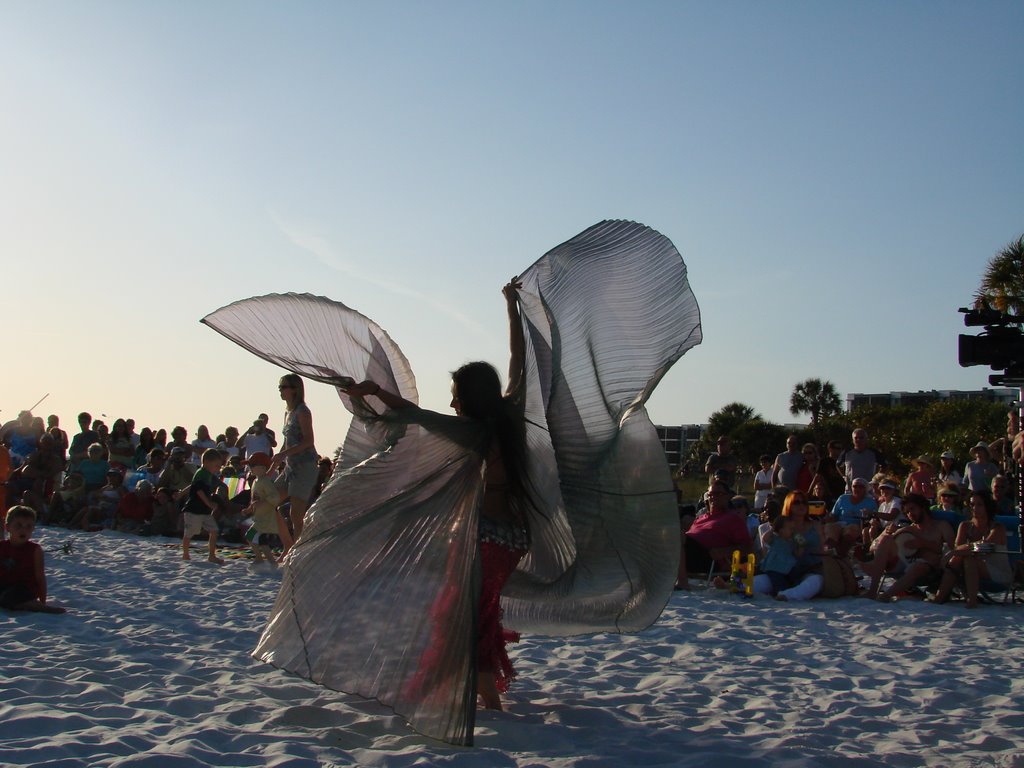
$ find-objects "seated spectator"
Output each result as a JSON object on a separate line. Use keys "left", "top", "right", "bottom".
{"left": 132, "top": 427, "right": 157, "bottom": 469}
{"left": 166, "top": 426, "right": 191, "bottom": 457}
{"left": 157, "top": 446, "right": 196, "bottom": 500}
{"left": 9, "top": 433, "right": 63, "bottom": 515}
{"left": 990, "top": 474, "right": 1015, "bottom": 515}
{"left": 865, "top": 478, "right": 903, "bottom": 543}
{"left": 904, "top": 456, "right": 937, "bottom": 502}
{"left": 863, "top": 493, "right": 955, "bottom": 600}
{"left": 0, "top": 440, "right": 11, "bottom": 506}
{"left": 47, "top": 473, "right": 87, "bottom": 527}
{"left": 675, "top": 480, "right": 753, "bottom": 590}
{"left": 92, "top": 420, "right": 109, "bottom": 456}
{"left": 136, "top": 448, "right": 167, "bottom": 486}
{"left": 77, "top": 443, "right": 111, "bottom": 493}
{"left": 730, "top": 495, "right": 757, "bottom": 540}
{"left": 125, "top": 418, "right": 140, "bottom": 449}
{"left": 807, "top": 475, "right": 833, "bottom": 518}
{"left": 930, "top": 483, "right": 965, "bottom": 528}
{"left": 745, "top": 514, "right": 800, "bottom": 597}
{"left": 825, "top": 477, "right": 877, "bottom": 555}
{"left": 107, "top": 419, "right": 135, "bottom": 470}
{"left": 937, "top": 450, "right": 963, "bottom": 491}
{"left": 72, "top": 468, "right": 127, "bottom": 530}
{"left": 150, "top": 486, "right": 181, "bottom": 537}
{"left": 115, "top": 479, "right": 156, "bottom": 534}
{"left": 311, "top": 456, "right": 334, "bottom": 503}
{"left": 756, "top": 496, "right": 783, "bottom": 557}
{"left": 153, "top": 428, "right": 168, "bottom": 450}
{"left": 46, "top": 414, "right": 69, "bottom": 465}
{"left": 753, "top": 490, "right": 826, "bottom": 602}
{"left": 933, "top": 490, "right": 1012, "bottom": 608}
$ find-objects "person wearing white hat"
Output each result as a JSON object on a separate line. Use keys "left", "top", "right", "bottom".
{"left": 963, "top": 441, "right": 998, "bottom": 493}
{"left": 937, "top": 450, "right": 963, "bottom": 491}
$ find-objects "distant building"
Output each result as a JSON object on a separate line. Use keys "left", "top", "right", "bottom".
{"left": 655, "top": 424, "right": 704, "bottom": 470}
{"left": 846, "top": 388, "right": 1017, "bottom": 411}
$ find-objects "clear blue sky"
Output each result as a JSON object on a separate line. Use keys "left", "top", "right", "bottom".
{"left": 3, "top": 1, "right": 1022, "bottom": 453}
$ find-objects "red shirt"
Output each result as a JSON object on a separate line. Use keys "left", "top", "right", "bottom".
{"left": 688, "top": 507, "right": 752, "bottom": 550}
{"left": 0, "top": 539, "right": 41, "bottom": 594}
{"left": 117, "top": 493, "right": 154, "bottom": 522}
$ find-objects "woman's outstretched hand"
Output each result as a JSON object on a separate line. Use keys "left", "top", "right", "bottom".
{"left": 346, "top": 380, "right": 381, "bottom": 399}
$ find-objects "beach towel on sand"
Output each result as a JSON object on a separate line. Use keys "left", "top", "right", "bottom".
{"left": 201, "top": 219, "right": 702, "bottom": 745}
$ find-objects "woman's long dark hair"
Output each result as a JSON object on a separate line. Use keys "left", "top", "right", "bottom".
{"left": 970, "top": 490, "right": 998, "bottom": 527}
{"left": 451, "top": 361, "right": 530, "bottom": 514}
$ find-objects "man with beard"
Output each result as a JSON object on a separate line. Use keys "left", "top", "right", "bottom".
{"left": 864, "top": 493, "right": 955, "bottom": 601}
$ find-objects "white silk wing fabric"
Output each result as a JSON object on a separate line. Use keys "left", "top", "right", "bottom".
{"left": 200, "top": 219, "right": 701, "bottom": 745}
{"left": 504, "top": 220, "right": 702, "bottom": 634}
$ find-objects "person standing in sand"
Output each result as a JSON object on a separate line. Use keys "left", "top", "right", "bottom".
{"left": 271, "top": 373, "right": 318, "bottom": 558}
{"left": 181, "top": 448, "right": 226, "bottom": 564}
{"left": 241, "top": 452, "right": 280, "bottom": 567}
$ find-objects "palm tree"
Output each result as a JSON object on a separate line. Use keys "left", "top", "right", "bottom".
{"left": 707, "top": 402, "right": 760, "bottom": 438}
{"left": 790, "top": 378, "right": 842, "bottom": 427}
{"left": 975, "top": 235, "right": 1024, "bottom": 315}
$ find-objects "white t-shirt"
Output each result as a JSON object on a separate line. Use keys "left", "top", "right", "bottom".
{"left": 754, "top": 468, "right": 772, "bottom": 509}
{"left": 242, "top": 432, "right": 273, "bottom": 459}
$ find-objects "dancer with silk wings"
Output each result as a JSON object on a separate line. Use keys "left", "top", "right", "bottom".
{"left": 201, "top": 219, "right": 702, "bottom": 745}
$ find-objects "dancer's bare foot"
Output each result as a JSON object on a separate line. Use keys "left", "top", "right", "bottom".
{"left": 477, "top": 672, "right": 503, "bottom": 710}
{"left": 16, "top": 600, "right": 67, "bottom": 614}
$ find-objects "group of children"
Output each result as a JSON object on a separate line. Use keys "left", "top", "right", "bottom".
{"left": 180, "top": 449, "right": 282, "bottom": 566}
{"left": 1, "top": 448, "right": 286, "bottom": 614}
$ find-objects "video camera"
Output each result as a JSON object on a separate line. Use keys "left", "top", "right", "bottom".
{"left": 958, "top": 307, "right": 1024, "bottom": 386}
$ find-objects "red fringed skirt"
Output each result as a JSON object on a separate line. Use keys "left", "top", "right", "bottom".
{"left": 477, "top": 540, "right": 526, "bottom": 692}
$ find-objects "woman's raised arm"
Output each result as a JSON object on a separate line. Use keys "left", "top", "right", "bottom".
{"left": 503, "top": 278, "right": 525, "bottom": 398}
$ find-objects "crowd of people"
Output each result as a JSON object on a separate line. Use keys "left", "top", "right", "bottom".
{"left": 676, "top": 423, "right": 1024, "bottom": 608}
{"left": 0, "top": 406, "right": 334, "bottom": 563}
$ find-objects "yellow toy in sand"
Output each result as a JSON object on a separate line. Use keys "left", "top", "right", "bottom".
{"left": 729, "top": 550, "right": 756, "bottom": 597}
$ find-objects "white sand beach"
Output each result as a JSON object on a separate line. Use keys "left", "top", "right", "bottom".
{"left": 3, "top": 528, "right": 1022, "bottom": 768}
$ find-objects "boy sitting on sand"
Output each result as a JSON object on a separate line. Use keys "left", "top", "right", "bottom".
{"left": 242, "top": 452, "right": 281, "bottom": 566}
{"left": 1, "top": 505, "right": 66, "bottom": 613}
{"left": 182, "top": 449, "right": 226, "bottom": 565}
